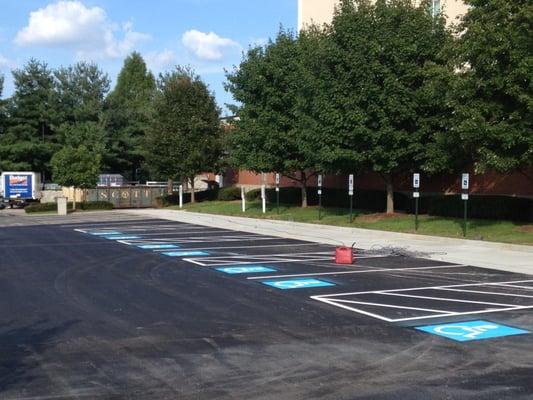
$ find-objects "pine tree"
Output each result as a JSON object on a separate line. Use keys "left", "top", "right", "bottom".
{"left": 105, "top": 52, "right": 156, "bottom": 181}
{"left": 0, "top": 59, "right": 57, "bottom": 180}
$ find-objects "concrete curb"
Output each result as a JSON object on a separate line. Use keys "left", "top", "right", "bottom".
{"left": 122, "top": 209, "right": 533, "bottom": 276}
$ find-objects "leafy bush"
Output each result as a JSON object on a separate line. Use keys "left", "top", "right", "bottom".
{"left": 157, "top": 189, "right": 219, "bottom": 207}
{"left": 79, "top": 201, "right": 113, "bottom": 210}
{"left": 25, "top": 203, "right": 58, "bottom": 213}
{"left": 217, "top": 186, "right": 242, "bottom": 201}
{"left": 245, "top": 188, "right": 262, "bottom": 201}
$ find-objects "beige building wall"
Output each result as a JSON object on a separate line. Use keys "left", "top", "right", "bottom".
{"left": 298, "top": 0, "right": 469, "bottom": 30}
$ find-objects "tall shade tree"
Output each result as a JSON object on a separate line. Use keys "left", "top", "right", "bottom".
{"left": 453, "top": 0, "right": 533, "bottom": 173}
{"left": 0, "top": 59, "right": 58, "bottom": 179}
{"left": 146, "top": 67, "right": 221, "bottom": 203}
{"left": 51, "top": 145, "right": 101, "bottom": 210}
{"left": 323, "top": 0, "right": 454, "bottom": 213}
{"left": 105, "top": 52, "right": 156, "bottom": 180}
{"left": 0, "top": 74, "right": 6, "bottom": 138}
{"left": 226, "top": 29, "right": 327, "bottom": 207}
{"left": 54, "top": 62, "right": 111, "bottom": 163}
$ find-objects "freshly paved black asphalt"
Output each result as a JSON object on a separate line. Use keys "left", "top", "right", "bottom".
{"left": 1, "top": 213, "right": 533, "bottom": 399}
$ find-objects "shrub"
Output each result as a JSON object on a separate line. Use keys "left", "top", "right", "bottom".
{"left": 80, "top": 201, "right": 113, "bottom": 210}
{"left": 25, "top": 203, "right": 57, "bottom": 213}
{"left": 245, "top": 188, "right": 262, "bottom": 201}
{"left": 217, "top": 186, "right": 242, "bottom": 201}
{"left": 157, "top": 189, "right": 218, "bottom": 207}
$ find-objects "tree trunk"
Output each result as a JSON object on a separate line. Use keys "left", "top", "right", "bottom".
{"left": 72, "top": 188, "right": 77, "bottom": 211}
{"left": 167, "top": 178, "right": 173, "bottom": 195}
{"left": 300, "top": 170, "right": 308, "bottom": 208}
{"left": 385, "top": 175, "right": 394, "bottom": 214}
{"left": 190, "top": 177, "right": 196, "bottom": 204}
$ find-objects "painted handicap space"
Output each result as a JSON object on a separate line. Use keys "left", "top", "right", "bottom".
{"left": 89, "top": 231, "right": 123, "bottom": 236}
{"left": 416, "top": 320, "right": 529, "bottom": 342}
{"left": 216, "top": 266, "right": 277, "bottom": 275}
{"left": 162, "top": 251, "right": 210, "bottom": 257}
{"left": 137, "top": 244, "right": 180, "bottom": 250}
{"left": 105, "top": 235, "right": 142, "bottom": 240}
{"left": 262, "top": 278, "right": 335, "bottom": 290}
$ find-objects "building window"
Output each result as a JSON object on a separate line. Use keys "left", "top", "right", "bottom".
{"left": 431, "top": 0, "right": 441, "bottom": 17}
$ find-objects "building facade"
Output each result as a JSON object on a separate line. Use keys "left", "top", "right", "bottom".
{"left": 298, "top": 0, "right": 469, "bottom": 30}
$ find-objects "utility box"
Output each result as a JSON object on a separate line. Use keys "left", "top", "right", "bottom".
{"left": 57, "top": 197, "right": 68, "bottom": 216}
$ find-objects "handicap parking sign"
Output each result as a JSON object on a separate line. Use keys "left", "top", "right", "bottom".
{"left": 216, "top": 266, "right": 276, "bottom": 274}
{"left": 161, "top": 251, "right": 209, "bottom": 257}
{"left": 262, "top": 278, "right": 335, "bottom": 290}
{"left": 416, "top": 320, "right": 529, "bottom": 342}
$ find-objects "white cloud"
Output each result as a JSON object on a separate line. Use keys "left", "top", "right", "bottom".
{"left": 181, "top": 30, "right": 240, "bottom": 61}
{"left": 145, "top": 49, "right": 176, "bottom": 71}
{"left": 14, "top": 1, "right": 149, "bottom": 59}
{"left": 0, "top": 54, "right": 15, "bottom": 69}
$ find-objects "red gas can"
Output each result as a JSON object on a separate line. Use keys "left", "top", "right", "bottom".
{"left": 335, "top": 243, "right": 355, "bottom": 264}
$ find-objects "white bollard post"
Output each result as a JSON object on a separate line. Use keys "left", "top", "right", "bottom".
{"left": 241, "top": 186, "right": 246, "bottom": 212}
{"left": 261, "top": 184, "right": 266, "bottom": 214}
{"left": 179, "top": 185, "right": 183, "bottom": 209}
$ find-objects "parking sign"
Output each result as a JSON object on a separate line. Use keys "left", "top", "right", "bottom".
{"left": 318, "top": 174, "right": 322, "bottom": 187}
{"left": 462, "top": 173, "right": 469, "bottom": 190}
{"left": 275, "top": 173, "right": 280, "bottom": 185}
{"left": 349, "top": 174, "right": 354, "bottom": 196}
{"left": 413, "top": 173, "right": 420, "bottom": 189}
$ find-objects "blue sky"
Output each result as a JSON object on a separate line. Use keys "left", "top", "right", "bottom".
{"left": 0, "top": 0, "right": 297, "bottom": 114}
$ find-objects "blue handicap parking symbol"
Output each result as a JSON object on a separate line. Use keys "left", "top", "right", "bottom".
{"left": 105, "top": 235, "right": 141, "bottom": 240}
{"left": 262, "top": 278, "right": 335, "bottom": 290}
{"left": 216, "top": 266, "right": 277, "bottom": 274}
{"left": 90, "top": 231, "right": 122, "bottom": 236}
{"left": 161, "top": 251, "right": 209, "bottom": 257}
{"left": 416, "top": 320, "right": 529, "bottom": 342}
{"left": 137, "top": 244, "right": 180, "bottom": 250}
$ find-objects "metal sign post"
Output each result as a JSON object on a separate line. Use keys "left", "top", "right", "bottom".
{"left": 461, "top": 173, "right": 469, "bottom": 237}
{"left": 275, "top": 173, "right": 280, "bottom": 214}
{"left": 317, "top": 174, "right": 323, "bottom": 220}
{"left": 413, "top": 173, "right": 420, "bottom": 231}
{"left": 348, "top": 174, "right": 354, "bottom": 223}
{"left": 179, "top": 185, "right": 183, "bottom": 209}
{"left": 261, "top": 173, "right": 266, "bottom": 214}
{"left": 241, "top": 186, "right": 246, "bottom": 213}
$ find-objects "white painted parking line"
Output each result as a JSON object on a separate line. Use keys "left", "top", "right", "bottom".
{"left": 311, "top": 279, "right": 533, "bottom": 323}
{"left": 151, "top": 243, "right": 320, "bottom": 252}
{"left": 117, "top": 236, "right": 282, "bottom": 246}
{"left": 246, "top": 264, "right": 467, "bottom": 280}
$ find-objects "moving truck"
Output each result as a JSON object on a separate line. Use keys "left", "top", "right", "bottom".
{"left": 0, "top": 172, "right": 42, "bottom": 207}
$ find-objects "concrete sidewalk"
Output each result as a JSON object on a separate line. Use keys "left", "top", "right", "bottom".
{"left": 124, "top": 209, "right": 533, "bottom": 276}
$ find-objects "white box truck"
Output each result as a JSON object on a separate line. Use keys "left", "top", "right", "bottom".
{"left": 0, "top": 172, "right": 42, "bottom": 208}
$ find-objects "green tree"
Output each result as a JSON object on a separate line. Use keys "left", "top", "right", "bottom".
{"left": 105, "top": 52, "right": 156, "bottom": 180}
{"left": 324, "top": 0, "right": 454, "bottom": 213}
{"left": 0, "top": 74, "right": 6, "bottom": 139}
{"left": 453, "top": 0, "right": 533, "bottom": 172}
{"left": 54, "top": 62, "right": 111, "bottom": 165}
{"left": 226, "top": 29, "right": 327, "bottom": 207}
{"left": 50, "top": 145, "right": 101, "bottom": 209}
{"left": 0, "top": 59, "right": 57, "bottom": 179}
{"left": 146, "top": 67, "right": 221, "bottom": 203}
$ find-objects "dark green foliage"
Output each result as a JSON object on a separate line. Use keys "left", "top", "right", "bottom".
{"left": 50, "top": 145, "right": 101, "bottom": 188}
{"left": 217, "top": 186, "right": 242, "bottom": 201}
{"left": 105, "top": 52, "right": 156, "bottom": 179}
{"left": 322, "top": 0, "right": 455, "bottom": 212}
{"left": 226, "top": 29, "right": 327, "bottom": 207}
{"left": 156, "top": 189, "right": 219, "bottom": 207}
{"left": 146, "top": 66, "right": 221, "bottom": 202}
{"left": 25, "top": 200, "right": 113, "bottom": 213}
{"left": 452, "top": 0, "right": 533, "bottom": 173}
{"left": 245, "top": 188, "right": 262, "bottom": 202}
{"left": 0, "top": 59, "right": 58, "bottom": 177}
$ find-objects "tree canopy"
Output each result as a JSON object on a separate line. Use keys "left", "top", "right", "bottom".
{"left": 146, "top": 67, "right": 221, "bottom": 202}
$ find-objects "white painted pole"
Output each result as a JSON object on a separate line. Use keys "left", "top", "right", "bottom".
{"left": 261, "top": 185, "right": 266, "bottom": 214}
{"left": 241, "top": 186, "right": 246, "bottom": 212}
{"left": 179, "top": 185, "right": 183, "bottom": 209}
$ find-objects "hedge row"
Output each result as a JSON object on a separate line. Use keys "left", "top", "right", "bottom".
{"left": 244, "top": 187, "right": 533, "bottom": 222}
{"left": 25, "top": 201, "right": 114, "bottom": 213}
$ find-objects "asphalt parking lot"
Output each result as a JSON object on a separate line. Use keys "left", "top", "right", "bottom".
{"left": 1, "top": 214, "right": 533, "bottom": 399}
